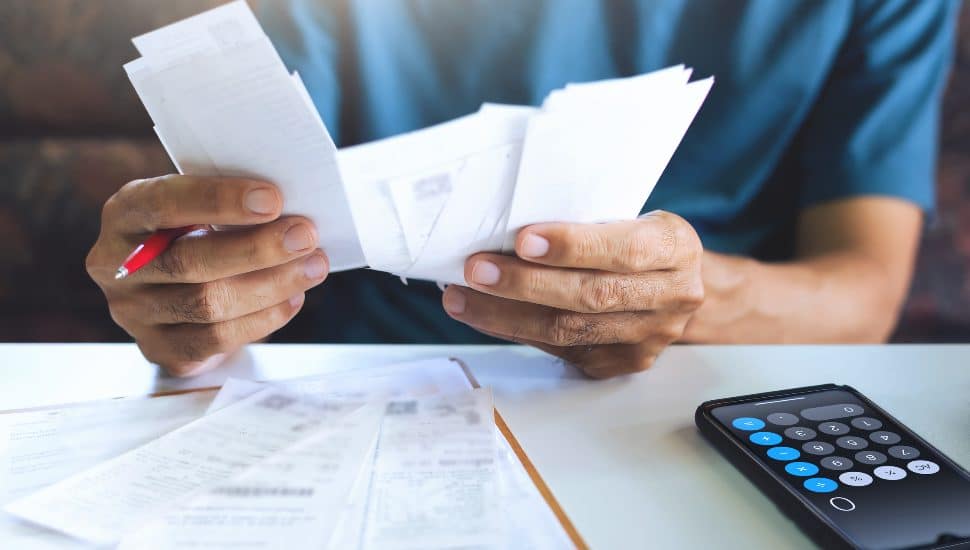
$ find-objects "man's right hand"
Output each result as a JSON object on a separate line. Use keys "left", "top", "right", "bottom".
{"left": 86, "top": 175, "right": 328, "bottom": 376}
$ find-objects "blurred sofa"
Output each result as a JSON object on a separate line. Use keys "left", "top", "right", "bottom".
{"left": 1, "top": 1, "right": 968, "bottom": 343}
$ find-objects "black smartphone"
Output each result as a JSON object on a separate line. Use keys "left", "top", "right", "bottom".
{"left": 695, "top": 384, "right": 970, "bottom": 549}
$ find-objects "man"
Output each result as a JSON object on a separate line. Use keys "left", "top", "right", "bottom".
{"left": 85, "top": 0, "right": 957, "bottom": 378}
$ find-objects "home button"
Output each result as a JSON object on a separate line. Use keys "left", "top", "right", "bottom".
{"left": 830, "top": 497, "right": 856, "bottom": 512}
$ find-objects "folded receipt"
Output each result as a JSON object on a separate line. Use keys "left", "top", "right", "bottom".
{"left": 124, "top": 0, "right": 712, "bottom": 285}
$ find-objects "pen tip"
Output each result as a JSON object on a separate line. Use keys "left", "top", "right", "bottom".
{"left": 114, "top": 267, "right": 129, "bottom": 280}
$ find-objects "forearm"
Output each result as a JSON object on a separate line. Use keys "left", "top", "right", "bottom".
{"left": 682, "top": 250, "right": 909, "bottom": 344}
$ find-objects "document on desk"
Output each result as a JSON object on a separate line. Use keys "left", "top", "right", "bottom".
{"left": 127, "top": 1, "right": 712, "bottom": 285}
{"left": 4, "top": 387, "right": 363, "bottom": 545}
{"left": 199, "top": 359, "right": 574, "bottom": 550}
{"left": 119, "top": 404, "right": 384, "bottom": 550}
{"left": 0, "top": 390, "right": 214, "bottom": 507}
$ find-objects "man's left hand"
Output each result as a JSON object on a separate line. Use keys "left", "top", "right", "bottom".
{"left": 442, "top": 210, "right": 704, "bottom": 378}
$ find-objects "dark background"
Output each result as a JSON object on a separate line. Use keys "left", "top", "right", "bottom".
{"left": 1, "top": 1, "right": 968, "bottom": 343}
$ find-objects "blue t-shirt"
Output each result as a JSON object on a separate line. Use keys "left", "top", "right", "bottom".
{"left": 260, "top": 0, "right": 957, "bottom": 343}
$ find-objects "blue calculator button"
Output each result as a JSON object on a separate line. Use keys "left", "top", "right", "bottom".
{"left": 767, "top": 446, "right": 800, "bottom": 461}
{"left": 786, "top": 462, "right": 819, "bottom": 476}
{"left": 749, "top": 432, "right": 782, "bottom": 446}
{"left": 732, "top": 417, "right": 765, "bottom": 431}
{"left": 804, "top": 477, "right": 838, "bottom": 493}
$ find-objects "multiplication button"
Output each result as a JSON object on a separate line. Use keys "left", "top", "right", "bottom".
{"left": 906, "top": 460, "right": 940, "bottom": 475}
{"left": 854, "top": 450, "right": 887, "bottom": 465}
{"left": 839, "top": 471, "right": 874, "bottom": 487}
{"left": 749, "top": 432, "right": 782, "bottom": 446}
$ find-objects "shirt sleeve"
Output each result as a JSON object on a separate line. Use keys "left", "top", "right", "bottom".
{"left": 792, "top": 0, "right": 959, "bottom": 212}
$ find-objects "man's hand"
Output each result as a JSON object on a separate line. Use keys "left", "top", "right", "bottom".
{"left": 86, "top": 175, "right": 328, "bottom": 376}
{"left": 442, "top": 211, "right": 704, "bottom": 378}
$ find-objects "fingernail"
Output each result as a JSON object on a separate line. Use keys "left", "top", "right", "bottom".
{"left": 520, "top": 233, "right": 550, "bottom": 258}
{"left": 443, "top": 287, "right": 466, "bottom": 314}
{"left": 245, "top": 188, "right": 278, "bottom": 215}
{"left": 289, "top": 293, "right": 305, "bottom": 308}
{"left": 471, "top": 260, "right": 501, "bottom": 286}
{"left": 303, "top": 254, "right": 327, "bottom": 279}
{"left": 284, "top": 223, "right": 315, "bottom": 252}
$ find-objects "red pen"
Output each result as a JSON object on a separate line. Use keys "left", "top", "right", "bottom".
{"left": 115, "top": 227, "right": 195, "bottom": 280}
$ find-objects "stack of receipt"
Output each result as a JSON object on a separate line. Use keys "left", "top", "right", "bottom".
{"left": 3, "top": 359, "right": 575, "bottom": 549}
{"left": 126, "top": 0, "right": 712, "bottom": 284}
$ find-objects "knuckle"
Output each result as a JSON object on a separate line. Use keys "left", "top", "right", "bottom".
{"left": 181, "top": 282, "right": 230, "bottom": 323}
{"left": 549, "top": 311, "right": 589, "bottom": 346}
{"left": 673, "top": 273, "right": 705, "bottom": 310}
{"left": 196, "top": 323, "right": 231, "bottom": 356}
{"left": 580, "top": 276, "right": 622, "bottom": 312}
{"left": 107, "top": 300, "right": 134, "bottom": 331}
{"left": 154, "top": 247, "right": 189, "bottom": 279}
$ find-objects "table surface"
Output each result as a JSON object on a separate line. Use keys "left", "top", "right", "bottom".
{"left": 2, "top": 343, "right": 968, "bottom": 549}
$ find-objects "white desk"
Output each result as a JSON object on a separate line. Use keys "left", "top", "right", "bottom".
{"left": 1, "top": 343, "right": 968, "bottom": 549}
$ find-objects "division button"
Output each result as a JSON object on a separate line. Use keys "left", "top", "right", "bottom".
{"left": 820, "top": 456, "right": 854, "bottom": 471}
{"left": 803, "top": 441, "right": 836, "bottom": 456}
{"left": 767, "top": 446, "right": 800, "bottom": 461}
{"left": 732, "top": 417, "right": 765, "bottom": 431}
{"left": 800, "top": 403, "right": 864, "bottom": 421}
{"left": 906, "top": 460, "right": 940, "bottom": 475}
{"left": 766, "top": 412, "right": 799, "bottom": 426}
{"left": 784, "top": 427, "right": 817, "bottom": 441}
{"left": 850, "top": 417, "right": 882, "bottom": 431}
{"left": 839, "top": 471, "right": 874, "bottom": 487}
{"left": 785, "top": 462, "right": 819, "bottom": 477}
{"left": 869, "top": 431, "right": 901, "bottom": 445}
{"left": 749, "top": 432, "right": 783, "bottom": 446}
{"left": 873, "top": 465, "right": 907, "bottom": 481}
{"left": 855, "top": 450, "right": 888, "bottom": 465}
{"left": 835, "top": 436, "right": 868, "bottom": 451}
{"left": 818, "top": 422, "right": 850, "bottom": 435}
{"left": 888, "top": 446, "right": 920, "bottom": 460}
{"left": 803, "top": 477, "right": 838, "bottom": 493}
{"left": 829, "top": 497, "right": 856, "bottom": 512}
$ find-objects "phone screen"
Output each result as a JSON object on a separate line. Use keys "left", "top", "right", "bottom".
{"left": 710, "top": 388, "right": 970, "bottom": 548}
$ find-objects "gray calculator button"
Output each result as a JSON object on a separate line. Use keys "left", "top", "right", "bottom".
{"left": 869, "top": 431, "right": 901, "bottom": 445}
{"left": 850, "top": 417, "right": 882, "bottom": 431}
{"left": 835, "top": 436, "right": 868, "bottom": 451}
{"left": 803, "top": 441, "right": 835, "bottom": 456}
{"left": 820, "top": 456, "right": 854, "bottom": 471}
{"left": 874, "top": 465, "right": 907, "bottom": 481}
{"left": 888, "top": 445, "right": 920, "bottom": 460}
{"left": 785, "top": 427, "right": 817, "bottom": 441}
{"left": 800, "top": 403, "right": 864, "bottom": 421}
{"left": 767, "top": 412, "right": 799, "bottom": 426}
{"left": 906, "top": 460, "right": 940, "bottom": 475}
{"left": 855, "top": 450, "right": 887, "bottom": 465}
{"left": 839, "top": 471, "right": 874, "bottom": 487}
{"left": 818, "top": 422, "right": 850, "bottom": 436}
